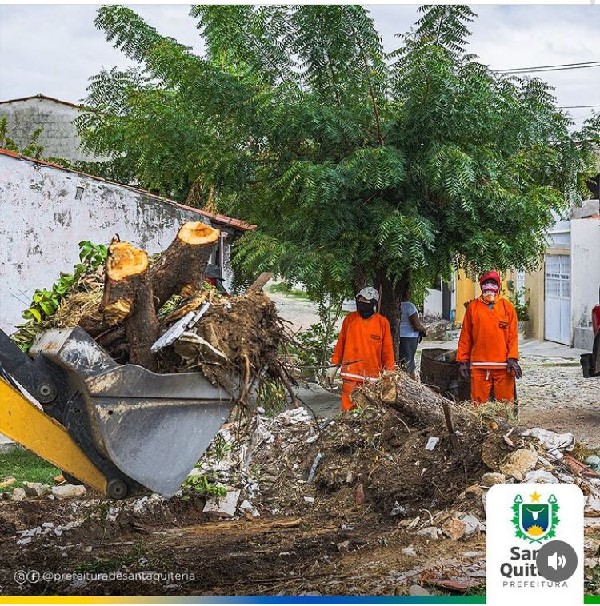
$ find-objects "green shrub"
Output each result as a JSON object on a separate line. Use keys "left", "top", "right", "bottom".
{"left": 508, "top": 288, "right": 530, "bottom": 322}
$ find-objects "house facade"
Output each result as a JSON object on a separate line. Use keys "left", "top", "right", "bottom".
{"left": 0, "top": 94, "right": 99, "bottom": 163}
{"left": 524, "top": 200, "right": 600, "bottom": 349}
{"left": 451, "top": 197, "right": 600, "bottom": 349}
{"left": 0, "top": 148, "right": 254, "bottom": 333}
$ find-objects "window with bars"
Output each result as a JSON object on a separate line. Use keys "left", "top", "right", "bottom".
{"left": 545, "top": 255, "right": 570, "bottom": 298}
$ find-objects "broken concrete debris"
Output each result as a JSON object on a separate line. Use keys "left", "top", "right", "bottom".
{"left": 22, "top": 482, "right": 52, "bottom": 497}
{"left": 51, "top": 484, "right": 87, "bottom": 500}
{"left": 585, "top": 496, "right": 600, "bottom": 517}
{"left": 203, "top": 489, "right": 241, "bottom": 518}
{"left": 390, "top": 501, "right": 407, "bottom": 517}
{"left": 10, "top": 487, "right": 26, "bottom": 502}
{"left": 442, "top": 517, "right": 466, "bottom": 541}
{"left": 481, "top": 472, "right": 506, "bottom": 487}
{"left": 416, "top": 527, "right": 442, "bottom": 540}
{"left": 425, "top": 437, "right": 439, "bottom": 451}
{"left": 409, "top": 584, "right": 431, "bottom": 596}
{"left": 521, "top": 427, "right": 575, "bottom": 460}
{"left": 524, "top": 469, "right": 559, "bottom": 484}
{"left": 500, "top": 449, "right": 538, "bottom": 481}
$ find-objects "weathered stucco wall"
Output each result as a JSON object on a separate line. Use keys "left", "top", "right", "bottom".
{"left": 0, "top": 153, "right": 216, "bottom": 332}
{"left": 0, "top": 96, "right": 98, "bottom": 163}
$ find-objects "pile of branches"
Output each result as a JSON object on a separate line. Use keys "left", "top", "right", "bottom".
{"left": 22, "top": 222, "right": 294, "bottom": 405}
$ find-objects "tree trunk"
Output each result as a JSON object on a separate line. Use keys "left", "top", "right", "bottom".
{"left": 246, "top": 272, "right": 274, "bottom": 294}
{"left": 351, "top": 264, "right": 367, "bottom": 296}
{"left": 362, "top": 371, "right": 479, "bottom": 429}
{"left": 149, "top": 222, "right": 220, "bottom": 308}
{"left": 373, "top": 267, "right": 408, "bottom": 361}
{"left": 99, "top": 240, "right": 158, "bottom": 370}
{"left": 354, "top": 371, "right": 446, "bottom": 427}
{"left": 126, "top": 275, "right": 159, "bottom": 371}
{"left": 96, "top": 223, "right": 219, "bottom": 369}
{"left": 100, "top": 240, "right": 151, "bottom": 326}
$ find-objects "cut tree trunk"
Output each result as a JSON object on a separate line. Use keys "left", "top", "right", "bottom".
{"left": 149, "top": 222, "right": 220, "bottom": 308}
{"left": 100, "top": 240, "right": 151, "bottom": 326}
{"left": 126, "top": 275, "right": 159, "bottom": 370}
{"left": 99, "top": 239, "right": 158, "bottom": 370}
{"left": 353, "top": 371, "right": 445, "bottom": 427}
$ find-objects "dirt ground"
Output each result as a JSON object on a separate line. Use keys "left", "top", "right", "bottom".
{"left": 1, "top": 291, "right": 598, "bottom": 598}
{"left": 517, "top": 358, "right": 600, "bottom": 448}
{"left": 0, "top": 492, "right": 488, "bottom": 597}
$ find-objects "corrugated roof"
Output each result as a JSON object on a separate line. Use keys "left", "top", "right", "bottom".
{"left": 0, "top": 147, "right": 256, "bottom": 232}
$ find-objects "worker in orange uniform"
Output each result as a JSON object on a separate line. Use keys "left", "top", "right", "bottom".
{"left": 326, "top": 287, "right": 395, "bottom": 411}
{"left": 456, "top": 271, "right": 522, "bottom": 404}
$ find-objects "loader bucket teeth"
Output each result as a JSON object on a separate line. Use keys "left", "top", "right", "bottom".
{"left": 31, "top": 327, "right": 235, "bottom": 497}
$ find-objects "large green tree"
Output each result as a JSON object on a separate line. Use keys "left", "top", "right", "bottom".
{"left": 78, "top": 5, "right": 600, "bottom": 347}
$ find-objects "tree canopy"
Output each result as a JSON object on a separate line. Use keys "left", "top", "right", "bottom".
{"left": 78, "top": 5, "right": 600, "bottom": 341}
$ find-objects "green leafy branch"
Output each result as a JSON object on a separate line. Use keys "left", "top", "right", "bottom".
{"left": 11, "top": 241, "right": 108, "bottom": 351}
{"left": 182, "top": 473, "right": 226, "bottom": 497}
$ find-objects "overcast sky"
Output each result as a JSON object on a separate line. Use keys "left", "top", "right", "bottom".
{"left": 0, "top": 4, "right": 598, "bottom": 129}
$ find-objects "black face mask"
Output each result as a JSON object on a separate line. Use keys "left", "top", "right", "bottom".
{"left": 356, "top": 300, "right": 376, "bottom": 319}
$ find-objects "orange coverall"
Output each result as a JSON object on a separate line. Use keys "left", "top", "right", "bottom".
{"left": 456, "top": 296, "right": 519, "bottom": 404}
{"left": 331, "top": 312, "right": 395, "bottom": 411}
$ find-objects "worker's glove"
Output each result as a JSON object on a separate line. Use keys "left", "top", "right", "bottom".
{"left": 507, "top": 358, "right": 522, "bottom": 379}
{"left": 418, "top": 329, "right": 427, "bottom": 344}
{"left": 458, "top": 362, "right": 470, "bottom": 380}
{"left": 325, "top": 366, "right": 338, "bottom": 387}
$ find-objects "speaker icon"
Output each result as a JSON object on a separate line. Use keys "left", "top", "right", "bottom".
{"left": 548, "top": 552, "right": 567, "bottom": 570}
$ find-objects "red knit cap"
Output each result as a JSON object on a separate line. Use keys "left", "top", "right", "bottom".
{"left": 479, "top": 271, "right": 501, "bottom": 286}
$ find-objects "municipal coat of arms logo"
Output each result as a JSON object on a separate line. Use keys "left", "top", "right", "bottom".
{"left": 512, "top": 491, "right": 560, "bottom": 544}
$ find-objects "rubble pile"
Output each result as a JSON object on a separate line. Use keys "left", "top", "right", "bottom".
{"left": 195, "top": 372, "right": 600, "bottom": 526}
{"left": 249, "top": 403, "right": 485, "bottom": 517}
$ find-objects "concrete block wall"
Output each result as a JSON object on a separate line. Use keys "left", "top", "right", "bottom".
{"left": 571, "top": 216, "right": 600, "bottom": 345}
{"left": 0, "top": 96, "right": 98, "bottom": 163}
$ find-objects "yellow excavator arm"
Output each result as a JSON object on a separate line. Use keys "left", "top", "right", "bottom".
{"left": 0, "top": 327, "right": 234, "bottom": 499}
{"left": 0, "top": 378, "right": 107, "bottom": 494}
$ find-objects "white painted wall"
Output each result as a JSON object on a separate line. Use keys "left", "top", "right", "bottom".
{"left": 0, "top": 153, "right": 222, "bottom": 332}
{"left": 547, "top": 218, "right": 571, "bottom": 248}
{"left": 0, "top": 97, "right": 99, "bottom": 163}
{"left": 570, "top": 216, "right": 600, "bottom": 348}
{"left": 423, "top": 288, "right": 442, "bottom": 318}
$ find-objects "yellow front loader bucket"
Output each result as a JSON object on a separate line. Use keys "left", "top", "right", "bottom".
{"left": 1, "top": 327, "right": 234, "bottom": 499}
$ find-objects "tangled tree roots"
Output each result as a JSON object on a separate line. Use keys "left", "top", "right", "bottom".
{"left": 168, "top": 291, "right": 294, "bottom": 403}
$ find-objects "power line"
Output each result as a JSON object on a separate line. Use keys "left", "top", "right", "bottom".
{"left": 494, "top": 61, "right": 600, "bottom": 75}
{"left": 495, "top": 60, "right": 599, "bottom": 71}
